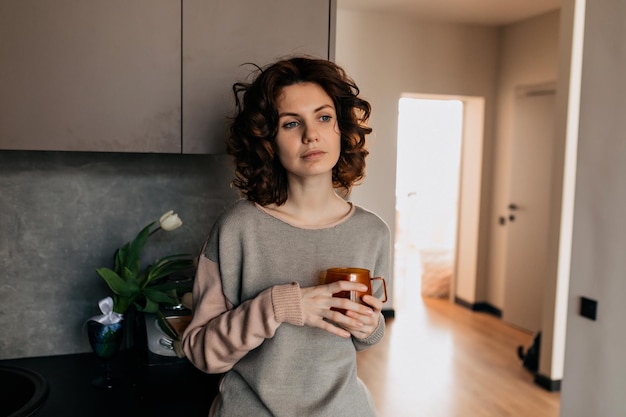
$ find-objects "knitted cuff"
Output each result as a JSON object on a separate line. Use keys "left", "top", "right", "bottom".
{"left": 272, "top": 282, "right": 304, "bottom": 326}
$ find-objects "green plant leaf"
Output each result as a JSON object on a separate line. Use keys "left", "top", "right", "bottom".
{"left": 143, "top": 288, "right": 177, "bottom": 304}
{"left": 96, "top": 268, "right": 139, "bottom": 297}
{"left": 135, "top": 270, "right": 148, "bottom": 287}
{"left": 121, "top": 265, "right": 135, "bottom": 281}
{"left": 125, "top": 222, "right": 155, "bottom": 275}
{"left": 143, "top": 257, "right": 194, "bottom": 288}
{"left": 137, "top": 296, "right": 160, "bottom": 313}
{"left": 113, "top": 243, "right": 130, "bottom": 275}
{"left": 113, "top": 296, "right": 132, "bottom": 315}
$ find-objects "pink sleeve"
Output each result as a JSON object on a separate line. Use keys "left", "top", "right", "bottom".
{"left": 181, "top": 254, "right": 304, "bottom": 374}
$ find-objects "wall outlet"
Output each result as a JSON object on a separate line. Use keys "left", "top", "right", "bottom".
{"left": 580, "top": 297, "right": 598, "bottom": 321}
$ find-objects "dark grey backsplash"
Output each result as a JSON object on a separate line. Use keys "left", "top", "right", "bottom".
{"left": 0, "top": 150, "right": 239, "bottom": 359}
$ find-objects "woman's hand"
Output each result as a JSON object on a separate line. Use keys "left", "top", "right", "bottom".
{"left": 342, "top": 294, "right": 383, "bottom": 339}
{"left": 300, "top": 281, "right": 375, "bottom": 338}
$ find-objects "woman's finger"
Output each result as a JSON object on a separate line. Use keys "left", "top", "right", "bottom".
{"left": 360, "top": 294, "right": 384, "bottom": 312}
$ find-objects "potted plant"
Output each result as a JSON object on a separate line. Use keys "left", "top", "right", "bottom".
{"left": 96, "top": 210, "right": 195, "bottom": 315}
{"left": 86, "top": 211, "right": 194, "bottom": 384}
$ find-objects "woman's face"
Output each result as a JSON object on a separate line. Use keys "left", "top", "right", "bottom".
{"left": 274, "top": 82, "right": 341, "bottom": 182}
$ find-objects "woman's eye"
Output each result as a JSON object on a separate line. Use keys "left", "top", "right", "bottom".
{"left": 320, "top": 115, "right": 332, "bottom": 122}
{"left": 283, "top": 121, "right": 299, "bottom": 129}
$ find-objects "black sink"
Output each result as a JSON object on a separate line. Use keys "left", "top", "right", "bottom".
{"left": 0, "top": 366, "right": 48, "bottom": 417}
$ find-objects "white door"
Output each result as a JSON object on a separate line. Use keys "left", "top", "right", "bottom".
{"left": 502, "top": 85, "right": 556, "bottom": 332}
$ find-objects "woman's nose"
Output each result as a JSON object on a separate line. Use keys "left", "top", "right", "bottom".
{"left": 302, "top": 125, "right": 319, "bottom": 143}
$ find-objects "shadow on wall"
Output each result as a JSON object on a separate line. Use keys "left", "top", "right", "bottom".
{"left": 0, "top": 150, "right": 239, "bottom": 360}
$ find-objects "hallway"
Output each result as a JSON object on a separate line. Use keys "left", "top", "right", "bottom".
{"left": 357, "top": 297, "right": 560, "bottom": 416}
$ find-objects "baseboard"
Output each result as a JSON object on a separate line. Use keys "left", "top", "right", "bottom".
{"left": 454, "top": 296, "right": 474, "bottom": 310}
{"left": 455, "top": 298, "right": 560, "bottom": 392}
{"left": 473, "top": 302, "right": 502, "bottom": 318}
{"left": 454, "top": 297, "right": 502, "bottom": 318}
{"left": 382, "top": 309, "right": 395, "bottom": 319}
{"left": 534, "top": 373, "right": 561, "bottom": 392}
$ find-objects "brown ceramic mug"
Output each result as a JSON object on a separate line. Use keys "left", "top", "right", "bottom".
{"left": 324, "top": 268, "right": 388, "bottom": 311}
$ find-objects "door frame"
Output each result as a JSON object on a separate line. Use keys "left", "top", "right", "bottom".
{"left": 394, "top": 93, "right": 486, "bottom": 307}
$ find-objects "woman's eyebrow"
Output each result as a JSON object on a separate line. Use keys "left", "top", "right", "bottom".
{"left": 278, "top": 104, "right": 334, "bottom": 118}
{"left": 314, "top": 104, "right": 334, "bottom": 112}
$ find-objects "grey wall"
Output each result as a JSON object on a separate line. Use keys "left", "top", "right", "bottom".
{"left": 0, "top": 150, "right": 239, "bottom": 359}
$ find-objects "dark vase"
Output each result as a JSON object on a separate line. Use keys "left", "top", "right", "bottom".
{"left": 120, "top": 305, "right": 136, "bottom": 350}
{"left": 87, "top": 319, "right": 124, "bottom": 388}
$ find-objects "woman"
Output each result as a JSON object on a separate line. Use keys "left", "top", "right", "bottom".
{"left": 182, "top": 56, "right": 390, "bottom": 417}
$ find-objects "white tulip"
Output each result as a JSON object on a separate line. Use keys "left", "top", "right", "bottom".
{"left": 159, "top": 210, "right": 183, "bottom": 231}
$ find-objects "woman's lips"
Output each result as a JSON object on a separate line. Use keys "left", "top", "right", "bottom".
{"left": 302, "top": 150, "right": 325, "bottom": 160}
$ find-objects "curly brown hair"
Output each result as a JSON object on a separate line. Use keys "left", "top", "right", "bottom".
{"left": 226, "top": 56, "right": 372, "bottom": 206}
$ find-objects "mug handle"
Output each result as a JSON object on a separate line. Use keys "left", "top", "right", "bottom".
{"left": 370, "top": 277, "right": 388, "bottom": 303}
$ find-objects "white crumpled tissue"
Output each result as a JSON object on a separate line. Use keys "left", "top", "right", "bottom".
{"left": 87, "top": 297, "right": 124, "bottom": 325}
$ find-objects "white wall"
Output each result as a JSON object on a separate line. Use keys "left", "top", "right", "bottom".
{"left": 560, "top": 0, "right": 626, "bottom": 414}
{"left": 335, "top": 10, "right": 499, "bottom": 308}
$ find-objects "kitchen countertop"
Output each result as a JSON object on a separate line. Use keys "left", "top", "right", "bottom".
{"left": 0, "top": 346, "right": 220, "bottom": 417}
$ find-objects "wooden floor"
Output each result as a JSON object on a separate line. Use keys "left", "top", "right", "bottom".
{"left": 356, "top": 297, "right": 561, "bottom": 417}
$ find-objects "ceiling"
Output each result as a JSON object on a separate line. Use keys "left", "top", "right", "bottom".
{"left": 337, "top": 0, "right": 561, "bottom": 26}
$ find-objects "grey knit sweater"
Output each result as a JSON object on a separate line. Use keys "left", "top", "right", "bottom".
{"left": 182, "top": 199, "right": 390, "bottom": 417}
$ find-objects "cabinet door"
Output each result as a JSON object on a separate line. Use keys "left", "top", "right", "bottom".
{"left": 0, "top": 1, "right": 181, "bottom": 153}
{"left": 182, "top": 0, "right": 333, "bottom": 154}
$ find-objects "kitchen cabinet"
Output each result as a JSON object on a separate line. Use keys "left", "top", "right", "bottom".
{"left": 0, "top": 0, "right": 335, "bottom": 154}
{"left": 0, "top": 0, "right": 182, "bottom": 153}
{"left": 182, "top": 0, "right": 335, "bottom": 154}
